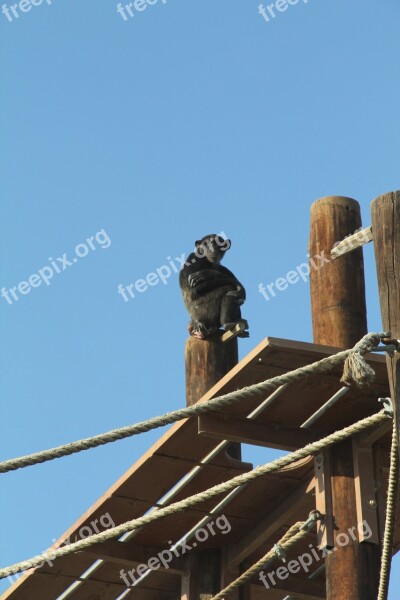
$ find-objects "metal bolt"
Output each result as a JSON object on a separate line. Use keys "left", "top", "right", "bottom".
{"left": 369, "top": 499, "right": 377, "bottom": 509}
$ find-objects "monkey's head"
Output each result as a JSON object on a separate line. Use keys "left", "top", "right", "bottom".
{"left": 195, "top": 234, "right": 231, "bottom": 264}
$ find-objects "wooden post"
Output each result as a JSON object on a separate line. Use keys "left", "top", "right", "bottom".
{"left": 371, "top": 190, "right": 400, "bottom": 455}
{"left": 182, "top": 335, "right": 239, "bottom": 599}
{"left": 309, "top": 196, "right": 381, "bottom": 600}
{"left": 309, "top": 196, "right": 367, "bottom": 345}
{"left": 185, "top": 337, "right": 238, "bottom": 407}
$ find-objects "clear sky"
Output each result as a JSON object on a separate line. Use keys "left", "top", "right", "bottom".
{"left": 1, "top": 0, "right": 399, "bottom": 597}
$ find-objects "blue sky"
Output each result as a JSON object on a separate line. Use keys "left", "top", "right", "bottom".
{"left": 1, "top": 0, "right": 399, "bottom": 596}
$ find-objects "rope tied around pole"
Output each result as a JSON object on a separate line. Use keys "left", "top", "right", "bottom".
{"left": 341, "top": 332, "right": 385, "bottom": 388}
{"left": 209, "top": 512, "right": 322, "bottom": 600}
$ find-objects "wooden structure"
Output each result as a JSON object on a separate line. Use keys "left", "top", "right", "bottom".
{"left": 2, "top": 193, "right": 400, "bottom": 600}
{"left": 2, "top": 338, "right": 396, "bottom": 600}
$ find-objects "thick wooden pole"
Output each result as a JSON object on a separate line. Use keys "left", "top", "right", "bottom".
{"left": 371, "top": 190, "right": 400, "bottom": 455}
{"left": 185, "top": 337, "right": 238, "bottom": 407}
{"left": 309, "top": 196, "right": 367, "bottom": 345}
{"left": 183, "top": 335, "right": 239, "bottom": 599}
{"left": 309, "top": 196, "right": 380, "bottom": 600}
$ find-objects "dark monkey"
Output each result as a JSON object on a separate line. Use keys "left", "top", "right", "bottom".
{"left": 179, "top": 234, "right": 249, "bottom": 339}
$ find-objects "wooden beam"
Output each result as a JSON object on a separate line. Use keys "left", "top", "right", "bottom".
{"left": 82, "top": 540, "right": 183, "bottom": 574}
{"left": 357, "top": 418, "right": 393, "bottom": 447}
{"left": 228, "top": 479, "right": 315, "bottom": 567}
{"left": 314, "top": 452, "right": 334, "bottom": 550}
{"left": 352, "top": 443, "right": 380, "bottom": 543}
{"left": 309, "top": 196, "right": 381, "bottom": 600}
{"left": 250, "top": 577, "right": 325, "bottom": 600}
{"left": 198, "top": 413, "right": 318, "bottom": 451}
{"left": 371, "top": 191, "right": 400, "bottom": 457}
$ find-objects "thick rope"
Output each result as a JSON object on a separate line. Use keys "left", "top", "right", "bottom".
{"left": 0, "top": 409, "right": 389, "bottom": 580}
{"left": 210, "top": 520, "right": 314, "bottom": 600}
{"left": 341, "top": 333, "right": 384, "bottom": 388}
{"left": 377, "top": 419, "right": 399, "bottom": 600}
{"left": 0, "top": 332, "right": 384, "bottom": 474}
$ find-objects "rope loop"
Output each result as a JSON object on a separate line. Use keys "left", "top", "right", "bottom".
{"left": 341, "top": 332, "right": 386, "bottom": 388}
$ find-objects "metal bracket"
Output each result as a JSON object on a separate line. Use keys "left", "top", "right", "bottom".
{"left": 379, "top": 397, "right": 394, "bottom": 418}
{"left": 300, "top": 510, "right": 322, "bottom": 532}
{"left": 372, "top": 337, "right": 400, "bottom": 357}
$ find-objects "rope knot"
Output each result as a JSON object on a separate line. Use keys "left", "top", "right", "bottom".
{"left": 340, "top": 332, "right": 387, "bottom": 388}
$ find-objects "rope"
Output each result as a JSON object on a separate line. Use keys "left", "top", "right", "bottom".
{"left": 341, "top": 333, "right": 383, "bottom": 387}
{"left": 209, "top": 518, "right": 317, "bottom": 600}
{"left": 0, "top": 332, "right": 384, "bottom": 474}
{"left": 0, "top": 409, "right": 389, "bottom": 580}
{"left": 377, "top": 419, "right": 399, "bottom": 600}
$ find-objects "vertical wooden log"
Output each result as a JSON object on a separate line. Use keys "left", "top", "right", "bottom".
{"left": 371, "top": 190, "right": 400, "bottom": 455}
{"left": 309, "top": 196, "right": 367, "bottom": 345}
{"left": 185, "top": 337, "right": 238, "bottom": 407}
{"left": 309, "top": 196, "right": 381, "bottom": 600}
{"left": 182, "top": 335, "right": 239, "bottom": 599}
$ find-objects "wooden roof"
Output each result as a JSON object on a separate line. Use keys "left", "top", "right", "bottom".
{"left": 1, "top": 337, "right": 395, "bottom": 600}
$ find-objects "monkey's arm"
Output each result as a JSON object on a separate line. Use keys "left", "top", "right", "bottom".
{"left": 188, "top": 271, "right": 245, "bottom": 300}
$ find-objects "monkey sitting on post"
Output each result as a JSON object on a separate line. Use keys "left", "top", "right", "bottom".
{"left": 179, "top": 234, "right": 249, "bottom": 340}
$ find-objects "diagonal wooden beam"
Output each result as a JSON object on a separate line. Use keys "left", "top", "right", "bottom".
{"left": 228, "top": 478, "right": 315, "bottom": 567}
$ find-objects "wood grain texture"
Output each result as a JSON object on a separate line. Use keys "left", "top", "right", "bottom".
{"left": 309, "top": 196, "right": 368, "bottom": 347}
{"left": 371, "top": 190, "right": 400, "bottom": 455}
{"left": 185, "top": 336, "right": 238, "bottom": 407}
{"left": 310, "top": 196, "right": 380, "bottom": 600}
{"left": 185, "top": 336, "right": 238, "bottom": 598}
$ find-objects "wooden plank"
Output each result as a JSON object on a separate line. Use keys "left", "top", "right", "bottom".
{"left": 352, "top": 442, "right": 380, "bottom": 543}
{"left": 357, "top": 418, "right": 393, "bottom": 447}
{"left": 228, "top": 478, "right": 315, "bottom": 567}
{"left": 314, "top": 452, "right": 334, "bottom": 550}
{"left": 221, "top": 320, "right": 249, "bottom": 342}
{"left": 0, "top": 573, "right": 77, "bottom": 600}
{"left": 250, "top": 578, "right": 325, "bottom": 600}
{"left": 83, "top": 540, "right": 184, "bottom": 573}
{"left": 0, "top": 555, "right": 97, "bottom": 600}
{"left": 67, "top": 578, "right": 178, "bottom": 600}
{"left": 198, "top": 412, "right": 318, "bottom": 451}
